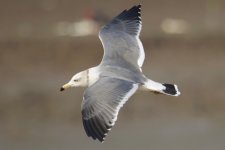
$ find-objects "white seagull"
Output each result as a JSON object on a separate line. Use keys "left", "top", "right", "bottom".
{"left": 61, "top": 4, "right": 180, "bottom": 142}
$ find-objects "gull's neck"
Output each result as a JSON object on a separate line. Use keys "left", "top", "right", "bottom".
{"left": 86, "top": 67, "right": 100, "bottom": 86}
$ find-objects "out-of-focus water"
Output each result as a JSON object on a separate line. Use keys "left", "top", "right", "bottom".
{"left": 1, "top": 117, "right": 225, "bottom": 150}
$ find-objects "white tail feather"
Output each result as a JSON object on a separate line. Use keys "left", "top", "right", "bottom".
{"left": 141, "top": 79, "right": 180, "bottom": 96}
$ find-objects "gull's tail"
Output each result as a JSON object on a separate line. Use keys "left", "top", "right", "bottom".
{"left": 142, "top": 79, "right": 180, "bottom": 96}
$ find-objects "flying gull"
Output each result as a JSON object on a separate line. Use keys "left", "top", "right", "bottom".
{"left": 61, "top": 4, "right": 180, "bottom": 142}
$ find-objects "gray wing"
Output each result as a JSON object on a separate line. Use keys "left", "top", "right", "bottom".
{"left": 99, "top": 5, "right": 145, "bottom": 69}
{"left": 81, "top": 77, "right": 138, "bottom": 142}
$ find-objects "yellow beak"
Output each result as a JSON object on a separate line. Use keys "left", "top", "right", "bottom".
{"left": 60, "top": 83, "right": 71, "bottom": 91}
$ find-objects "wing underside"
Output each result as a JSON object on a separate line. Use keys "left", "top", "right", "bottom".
{"left": 82, "top": 77, "right": 138, "bottom": 142}
{"left": 99, "top": 5, "right": 145, "bottom": 69}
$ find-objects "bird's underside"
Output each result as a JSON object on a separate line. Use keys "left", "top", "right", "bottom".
{"left": 61, "top": 4, "right": 181, "bottom": 143}
{"left": 82, "top": 5, "right": 144, "bottom": 142}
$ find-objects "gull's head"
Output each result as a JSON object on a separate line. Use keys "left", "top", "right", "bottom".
{"left": 60, "top": 70, "right": 88, "bottom": 91}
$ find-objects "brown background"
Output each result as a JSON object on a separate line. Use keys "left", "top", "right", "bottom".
{"left": 0, "top": 0, "right": 225, "bottom": 149}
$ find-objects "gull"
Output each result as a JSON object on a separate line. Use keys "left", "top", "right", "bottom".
{"left": 61, "top": 4, "right": 180, "bottom": 142}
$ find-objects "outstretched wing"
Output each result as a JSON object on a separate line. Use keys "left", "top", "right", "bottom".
{"left": 81, "top": 77, "right": 138, "bottom": 142}
{"left": 99, "top": 5, "right": 145, "bottom": 69}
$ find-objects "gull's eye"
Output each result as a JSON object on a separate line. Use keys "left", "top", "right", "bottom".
{"left": 74, "top": 78, "right": 80, "bottom": 82}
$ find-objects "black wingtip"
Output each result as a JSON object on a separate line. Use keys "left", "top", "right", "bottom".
{"left": 136, "top": 4, "right": 142, "bottom": 8}
{"left": 101, "top": 4, "right": 143, "bottom": 36}
{"left": 82, "top": 116, "right": 113, "bottom": 142}
{"left": 118, "top": 4, "right": 142, "bottom": 20}
{"left": 130, "top": 4, "right": 142, "bottom": 14}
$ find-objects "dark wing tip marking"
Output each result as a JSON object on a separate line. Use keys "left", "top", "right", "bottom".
{"left": 81, "top": 77, "right": 139, "bottom": 142}
{"left": 83, "top": 116, "right": 112, "bottom": 142}
{"left": 101, "top": 4, "right": 142, "bottom": 36}
{"left": 117, "top": 4, "right": 142, "bottom": 23}
{"left": 113, "top": 4, "right": 142, "bottom": 36}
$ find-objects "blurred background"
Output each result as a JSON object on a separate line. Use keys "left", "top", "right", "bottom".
{"left": 0, "top": 0, "right": 225, "bottom": 149}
